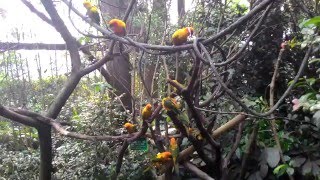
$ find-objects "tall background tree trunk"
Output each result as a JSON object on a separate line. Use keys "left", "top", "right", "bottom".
{"left": 100, "top": 0, "right": 132, "bottom": 111}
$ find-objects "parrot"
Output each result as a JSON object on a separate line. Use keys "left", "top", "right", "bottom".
{"left": 172, "top": 27, "right": 194, "bottom": 46}
{"left": 141, "top": 103, "right": 152, "bottom": 120}
{"left": 152, "top": 151, "right": 172, "bottom": 163}
{"left": 83, "top": 1, "right": 100, "bottom": 25}
{"left": 170, "top": 137, "right": 179, "bottom": 175}
{"left": 108, "top": 19, "right": 126, "bottom": 36}
{"left": 151, "top": 151, "right": 173, "bottom": 173}
{"left": 162, "top": 97, "right": 181, "bottom": 115}
{"left": 123, "top": 123, "right": 136, "bottom": 134}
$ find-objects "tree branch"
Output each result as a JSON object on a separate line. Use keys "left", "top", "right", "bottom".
{"left": 0, "top": 42, "right": 66, "bottom": 51}
{"left": 40, "top": 0, "right": 81, "bottom": 72}
{"left": 183, "top": 162, "right": 215, "bottom": 180}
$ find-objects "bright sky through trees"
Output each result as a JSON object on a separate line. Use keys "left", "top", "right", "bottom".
{"left": 0, "top": 0, "right": 249, "bottom": 79}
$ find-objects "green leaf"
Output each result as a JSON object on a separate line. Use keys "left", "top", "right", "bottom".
{"left": 306, "top": 78, "right": 316, "bottom": 86}
{"left": 273, "top": 164, "right": 289, "bottom": 177}
{"left": 299, "top": 93, "right": 315, "bottom": 103}
{"left": 301, "top": 16, "right": 320, "bottom": 27}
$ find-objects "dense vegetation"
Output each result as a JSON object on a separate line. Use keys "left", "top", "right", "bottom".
{"left": 0, "top": 0, "right": 320, "bottom": 179}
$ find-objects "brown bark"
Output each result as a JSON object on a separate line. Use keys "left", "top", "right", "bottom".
{"left": 178, "top": 0, "right": 185, "bottom": 18}
{"left": 100, "top": 0, "right": 132, "bottom": 110}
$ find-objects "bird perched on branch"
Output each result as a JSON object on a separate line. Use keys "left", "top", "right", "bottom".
{"left": 109, "top": 19, "right": 126, "bottom": 36}
{"left": 83, "top": 1, "right": 100, "bottom": 25}
{"left": 172, "top": 27, "right": 194, "bottom": 46}
{"left": 152, "top": 151, "right": 172, "bottom": 163}
{"left": 170, "top": 137, "right": 179, "bottom": 175}
{"left": 141, "top": 103, "right": 152, "bottom": 120}
{"left": 162, "top": 97, "right": 181, "bottom": 115}
{"left": 123, "top": 122, "right": 136, "bottom": 134}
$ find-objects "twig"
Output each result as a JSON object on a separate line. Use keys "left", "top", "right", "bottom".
{"left": 115, "top": 140, "right": 129, "bottom": 175}
{"left": 269, "top": 49, "right": 294, "bottom": 180}
{"left": 122, "top": 0, "right": 136, "bottom": 22}
{"left": 240, "top": 123, "right": 258, "bottom": 179}
{"left": 199, "top": 43, "right": 313, "bottom": 117}
{"left": 20, "top": 0, "right": 53, "bottom": 26}
{"left": 215, "top": 3, "right": 273, "bottom": 66}
{"left": 221, "top": 122, "right": 244, "bottom": 180}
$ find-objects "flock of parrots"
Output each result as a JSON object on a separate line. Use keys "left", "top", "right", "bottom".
{"left": 83, "top": 1, "right": 194, "bottom": 46}
{"left": 83, "top": 1, "right": 195, "bottom": 172}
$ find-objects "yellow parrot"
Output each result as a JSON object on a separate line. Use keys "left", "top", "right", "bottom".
{"left": 83, "top": 1, "right": 100, "bottom": 25}
{"left": 123, "top": 123, "right": 136, "bottom": 134}
{"left": 108, "top": 19, "right": 126, "bottom": 36}
{"left": 162, "top": 97, "right": 181, "bottom": 115}
{"left": 141, "top": 103, "right": 152, "bottom": 120}
{"left": 152, "top": 151, "right": 172, "bottom": 163}
{"left": 170, "top": 137, "right": 179, "bottom": 175}
{"left": 172, "top": 27, "right": 194, "bottom": 46}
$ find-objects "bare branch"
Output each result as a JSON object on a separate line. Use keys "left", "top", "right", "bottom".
{"left": 7, "top": 107, "right": 133, "bottom": 141}
{"left": 61, "top": 0, "right": 274, "bottom": 53}
{"left": 40, "top": 0, "right": 81, "bottom": 72}
{"left": 0, "top": 105, "right": 39, "bottom": 128}
{"left": 183, "top": 162, "right": 215, "bottom": 180}
{"left": 20, "top": 0, "right": 53, "bottom": 26}
{"left": 0, "top": 42, "right": 66, "bottom": 51}
{"left": 199, "top": 43, "right": 313, "bottom": 117}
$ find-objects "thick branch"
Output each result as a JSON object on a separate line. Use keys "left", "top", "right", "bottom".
{"left": 7, "top": 107, "right": 133, "bottom": 141}
{"left": 40, "top": 0, "right": 81, "bottom": 71}
{"left": 21, "top": 0, "right": 53, "bottom": 26}
{"left": 0, "top": 42, "right": 66, "bottom": 51}
{"left": 115, "top": 140, "right": 129, "bottom": 175}
{"left": 0, "top": 105, "right": 39, "bottom": 128}
{"left": 178, "top": 114, "right": 246, "bottom": 162}
{"left": 183, "top": 162, "right": 215, "bottom": 180}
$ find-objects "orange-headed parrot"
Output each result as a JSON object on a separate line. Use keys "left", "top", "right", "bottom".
{"left": 123, "top": 122, "right": 136, "bottom": 134}
{"left": 142, "top": 103, "right": 152, "bottom": 120}
{"left": 152, "top": 151, "right": 172, "bottom": 163}
{"left": 108, "top": 19, "right": 126, "bottom": 36}
{"left": 83, "top": 1, "right": 100, "bottom": 25}
{"left": 170, "top": 137, "right": 179, "bottom": 174}
{"left": 162, "top": 97, "right": 180, "bottom": 115}
{"left": 172, "top": 27, "right": 194, "bottom": 46}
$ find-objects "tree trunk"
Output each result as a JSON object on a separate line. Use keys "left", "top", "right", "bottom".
{"left": 178, "top": 0, "right": 185, "bottom": 18}
{"left": 100, "top": 0, "right": 132, "bottom": 111}
{"left": 38, "top": 125, "right": 52, "bottom": 180}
